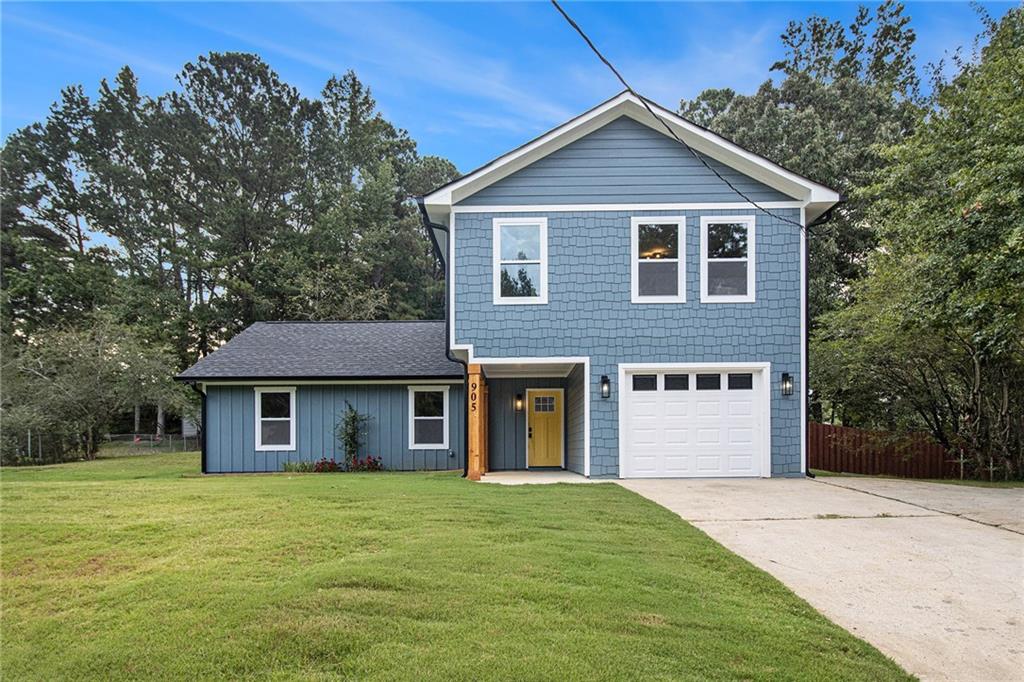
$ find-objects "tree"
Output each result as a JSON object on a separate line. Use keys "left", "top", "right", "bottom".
{"left": 680, "top": 1, "right": 923, "bottom": 322}
{"left": 1, "top": 315, "right": 187, "bottom": 462}
{"left": 814, "top": 7, "right": 1024, "bottom": 478}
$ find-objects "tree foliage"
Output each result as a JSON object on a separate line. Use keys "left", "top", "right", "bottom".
{"left": 1, "top": 53, "right": 458, "bottom": 461}
{"left": 814, "top": 7, "right": 1024, "bottom": 478}
{"left": 680, "top": 0, "right": 923, "bottom": 321}
{"left": 1, "top": 315, "right": 186, "bottom": 463}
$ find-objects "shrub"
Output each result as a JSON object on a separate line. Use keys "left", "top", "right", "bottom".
{"left": 334, "top": 402, "right": 376, "bottom": 471}
{"left": 349, "top": 455, "right": 384, "bottom": 472}
{"left": 312, "top": 457, "right": 340, "bottom": 473}
{"left": 281, "top": 460, "right": 314, "bottom": 473}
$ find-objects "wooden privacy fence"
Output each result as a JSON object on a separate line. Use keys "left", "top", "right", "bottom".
{"left": 809, "top": 422, "right": 957, "bottom": 479}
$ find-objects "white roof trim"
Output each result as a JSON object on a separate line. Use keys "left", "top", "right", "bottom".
{"left": 422, "top": 91, "right": 840, "bottom": 222}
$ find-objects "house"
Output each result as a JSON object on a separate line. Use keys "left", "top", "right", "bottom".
{"left": 178, "top": 91, "right": 841, "bottom": 478}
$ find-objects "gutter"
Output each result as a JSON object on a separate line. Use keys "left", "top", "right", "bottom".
{"left": 417, "top": 197, "right": 470, "bottom": 478}
{"left": 803, "top": 200, "right": 844, "bottom": 479}
{"left": 186, "top": 382, "right": 207, "bottom": 474}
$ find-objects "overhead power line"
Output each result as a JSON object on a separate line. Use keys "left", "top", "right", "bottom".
{"left": 550, "top": 0, "right": 806, "bottom": 231}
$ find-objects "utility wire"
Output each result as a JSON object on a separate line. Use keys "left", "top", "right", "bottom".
{"left": 550, "top": 0, "right": 806, "bottom": 231}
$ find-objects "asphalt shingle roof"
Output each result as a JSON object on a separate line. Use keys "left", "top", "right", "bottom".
{"left": 176, "top": 321, "right": 463, "bottom": 381}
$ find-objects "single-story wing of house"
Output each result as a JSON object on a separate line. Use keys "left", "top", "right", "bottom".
{"left": 177, "top": 321, "right": 465, "bottom": 473}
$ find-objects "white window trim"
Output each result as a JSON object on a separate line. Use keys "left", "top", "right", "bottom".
{"left": 408, "top": 385, "right": 450, "bottom": 450}
{"left": 492, "top": 217, "right": 548, "bottom": 305}
{"left": 254, "top": 386, "right": 296, "bottom": 452}
{"left": 700, "top": 215, "right": 756, "bottom": 303}
{"left": 630, "top": 216, "right": 686, "bottom": 304}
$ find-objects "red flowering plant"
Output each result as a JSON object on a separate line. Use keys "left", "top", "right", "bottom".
{"left": 349, "top": 455, "right": 384, "bottom": 472}
{"left": 312, "top": 457, "right": 340, "bottom": 473}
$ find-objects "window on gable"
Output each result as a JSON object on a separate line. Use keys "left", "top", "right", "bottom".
{"left": 494, "top": 218, "right": 547, "bottom": 304}
{"left": 409, "top": 386, "right": 449, "bottom": 449}
{"left": 631, "top": 217, "right": 685, "bottom": 303}
{"left": 255, "top": 388, "right": 296, "bottom": 451}
{"left": 701, "top": 216, "right": 755, "bottom": 303}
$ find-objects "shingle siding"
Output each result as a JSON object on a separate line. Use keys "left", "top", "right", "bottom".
{"left": 453, "top": 208, "right": 803, "bottom": 477}
{"left": 456, "top": 117, "right": 791, "bottom": 206}
{"left": 205, "top": 383, "right": 465, "bottom": 473}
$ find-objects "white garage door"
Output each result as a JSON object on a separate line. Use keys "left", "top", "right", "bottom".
{"left": 622, "top": 368, "right": 768, "bottom": 478}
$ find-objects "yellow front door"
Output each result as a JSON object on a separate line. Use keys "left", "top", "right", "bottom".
{"left": 527, "top": 390, "right": 563, "bottom": 467}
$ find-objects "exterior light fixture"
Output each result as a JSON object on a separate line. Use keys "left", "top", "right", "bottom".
{"left": 514, "top": 394, "right": 523, "bottom": 412}
{"left": 600, "top": 375, "right": 611, "bottom": 399}
{"left": 780, "top": 373, "right": 794, "bottom": 396}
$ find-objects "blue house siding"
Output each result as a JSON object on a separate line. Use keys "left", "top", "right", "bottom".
{"left": 452, "top": 208, "right": 803, "bottom": 478}
{"left": 565, "top": 365, "right": 586, "bottom": 474}
{"left": 486, "top": 377, "right": 567, "bottom": 471}
{"left": 457, "top": 117, "right": 791, "bottom": 206}
{"left": 205, "top": 383, "right": 465, "bottom": 473}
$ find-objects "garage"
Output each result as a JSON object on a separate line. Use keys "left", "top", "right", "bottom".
{"left": 619, "top": 365, "right": 770, "bottom": 478}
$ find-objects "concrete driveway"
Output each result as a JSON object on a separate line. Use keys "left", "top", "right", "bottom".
{"left": 618, "top": 477, "right": 1024, "bottom": 682}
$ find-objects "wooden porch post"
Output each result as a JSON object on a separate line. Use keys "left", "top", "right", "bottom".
{"left": 467, "top": 364, "right": 487, "bottom": 481}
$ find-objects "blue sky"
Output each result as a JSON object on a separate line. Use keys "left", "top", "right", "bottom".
{"left": 1, "top": 1, "right": 1012, "bottom": 172}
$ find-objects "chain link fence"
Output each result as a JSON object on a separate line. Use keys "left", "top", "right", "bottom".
{"left": 2, "top": 431, "right": 200, "bottom": 466}
{"left": 105, "top": 433, "right": 201, "bottom": 453}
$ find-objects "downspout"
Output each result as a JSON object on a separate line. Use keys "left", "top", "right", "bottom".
{"left": 417, "top": 197, "right": 470, "bottom": 478}
{"left": 803, "top": 200, "right": 843, "bottom": 480}
{"left": 187, "top": 382, "right": 207, "bottom": 474}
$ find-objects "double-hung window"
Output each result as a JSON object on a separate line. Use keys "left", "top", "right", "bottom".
{"left": 701, "top": 216, "right": 755, "bottom": 302}
{"left": 254, "top": 387, "right": 296, "bottom": 451}
{"left": 408, "top": 386, "right": 449, "bottom": 449}
{"left": 631, "top": 217, "right": 685, "bottom": 303}
{"left": 493, "top": 217, "right": 547, "bottom": 304}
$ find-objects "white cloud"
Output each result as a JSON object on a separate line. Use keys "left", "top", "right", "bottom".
{"left": 3, "top": 12, "right": 178, "bottom": 80}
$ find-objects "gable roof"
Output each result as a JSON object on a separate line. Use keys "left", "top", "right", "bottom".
{"left": 421, "top": 90, "right": 841, "bottom": 223}
{"left": 176, "top": 321, "right": 463, "bottom": 381}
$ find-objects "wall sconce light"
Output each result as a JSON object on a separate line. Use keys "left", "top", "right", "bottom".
{"left": 780, "top": 373, "right": 794, "bottom": 396}
{"left": 514, "top": 394, "right": 523, "bottom": 412}
{"left": 600, "top": 375, "right": 611, "bottom": 399}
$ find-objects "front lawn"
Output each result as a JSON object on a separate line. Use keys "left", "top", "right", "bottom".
{"left": 2, "top": 453, "right": 909, "bottom": 680}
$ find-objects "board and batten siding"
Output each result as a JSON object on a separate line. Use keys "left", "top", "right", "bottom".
{"left": 456, "top": 117, "right": 791, "bottom": 206}
{"left": 565, "top": 364, "right": 586, "bottom": 475}
{"left": 486, "top": 377, "right": 567, "bottom": 471}
{"left": 205, "top": 383, "right": 464, "bottom": 473}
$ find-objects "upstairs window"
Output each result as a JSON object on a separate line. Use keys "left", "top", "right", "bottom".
{"left": 631, "top": 217, "right": 685, "bottom": 303}
{"left": 408, "top": 386, "right": 450, "bottom": 450}
{"left": 255, "top": 387, "right": 296, "bottom": 451}
{"left": 701, "top": 216, "right": 755, "bottom": 303}
{"left": 493, "top": 218, "right": 547, "bottom": 304}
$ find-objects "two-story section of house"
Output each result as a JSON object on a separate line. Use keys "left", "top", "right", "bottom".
{"left": 420, "top": 91, "right": 840, "bottom": 480}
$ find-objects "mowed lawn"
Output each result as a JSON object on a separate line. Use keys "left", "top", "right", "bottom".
{"left": 1, "top": 453, "right": 910, "bottom": 681}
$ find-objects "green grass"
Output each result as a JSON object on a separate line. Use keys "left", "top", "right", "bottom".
{"left": 811, "top": 469, "right": 1024, "bottom": 488}
{"left": 2, "top": 453, "right": 911, "bottom": 681}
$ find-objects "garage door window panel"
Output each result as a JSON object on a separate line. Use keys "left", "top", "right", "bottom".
{"left": 632, "top": 375, "right": 658, "bottom": 391}
{"left": 696, "top": 374, "right": 721, "bottom": 391}
{"left": 728, "top": 373, "right": 754, "bottom": 390}
{"left": 664, "top": 374, "right": 689, "bottom": 391}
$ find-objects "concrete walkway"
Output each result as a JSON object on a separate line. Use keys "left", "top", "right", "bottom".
{"left": 619, "top": 477, "right": 1024, "bottom": 682}
{"left": 479, "top": 470, "right": 598, "bottom": 485}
